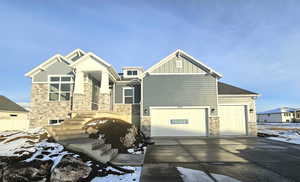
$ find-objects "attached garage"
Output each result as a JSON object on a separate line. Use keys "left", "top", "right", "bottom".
{"left": 218, "top": 105, "right": 247, "bottom": 135}
{"left": 150, "top": 107, "right": 208, "bottom": 137}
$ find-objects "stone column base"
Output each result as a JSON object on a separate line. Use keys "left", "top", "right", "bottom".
{"left": 98, "top": 93, "right": 111, "bottom": 111}
{"left": 208, "top": 116, "right": 220, "bottom": 136}
{"left": 247, "top": 122, "right": 257, "bottom": 136}
{"left": 141, "top": 116, "right": 151, "bottom": 137}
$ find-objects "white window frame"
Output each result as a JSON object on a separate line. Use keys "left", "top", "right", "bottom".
{"left": 48, "top": 75, "right": 73, "bottom": 101}
{"left": 48, "top": 119, "right": 64, "bottom": 125}
{"left": 125, "top": 69, "right": 139, "bottom": 77}
{"left": 122, "top": 87, "right": 135, "bottom": 104}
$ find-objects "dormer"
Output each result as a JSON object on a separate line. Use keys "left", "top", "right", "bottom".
{"left": 122, "top": 67, "right": 144, "bottom": 78}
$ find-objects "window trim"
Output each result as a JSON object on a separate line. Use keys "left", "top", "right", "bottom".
{"left": 48, "top": 75, "right": 73, "bottom": 102}
{"left": 125, "top": 69, "right": 139, "bottom": 77}
{"left": 122, "top": 87, "right": 135, "bottom": 104}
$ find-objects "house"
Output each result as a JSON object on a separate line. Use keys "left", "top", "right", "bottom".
{"left": 0, "top": 95, "right": 29, "bottom": 131}
{"left": 25, "top": 49, "right": 259, "bottom": 138}
{"left": 257, "top": 107, "right": 300, "bottom": 123}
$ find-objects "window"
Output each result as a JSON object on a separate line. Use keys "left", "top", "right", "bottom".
{"left": 10, "top": 114, "right": 17, "bottom": 117}
{"left": 127, "top": 70, "right": 138, "bottom": 76}
{"left": 49, "top": 76, "right": 72, "bottom": 101}
{"left": 49, "top": 119, "right": 64, "bottom": 125}
{"left": 176, "top": 60, "right": 183, "bottom": 68}
{"left": 132, "top": 70, "right": 138, "bottom": 75}
{"left": 123, "top": 87, "right": 134, "bottom": 104}
{"left": 170, "top": 119, "right": 189, "bottom": 124}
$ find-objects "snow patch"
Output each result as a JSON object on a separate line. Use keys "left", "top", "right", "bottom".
{"left": 91, "top": 166, "right": 142, "bottom": 182}
{"left": 177, "top": 167, "right": 241, "bottom": 182}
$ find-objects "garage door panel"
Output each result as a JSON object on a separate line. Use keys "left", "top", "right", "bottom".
{"left": 219, "top": 105, "right": 246, "bottom": 135}
{"left": 151, "top": 108, "right": 207, "bottom": 137}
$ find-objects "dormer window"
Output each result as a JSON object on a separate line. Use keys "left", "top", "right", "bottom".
{"left": 122, "top": 67, "right": 144, "bottom": 78}
{"left": 127, "top": 70, "right": 138, "bottom": 76}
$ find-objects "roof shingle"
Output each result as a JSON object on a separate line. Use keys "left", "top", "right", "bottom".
{"left": 218, "top": 82, "right": 258, "bottom": 95}
{"left": 0, "top": 96, "right": 28, "bottom": 112}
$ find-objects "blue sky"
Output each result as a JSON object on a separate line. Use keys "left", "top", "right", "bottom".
{"left": 0, "top": 0, "right": 299, "bottom": 111}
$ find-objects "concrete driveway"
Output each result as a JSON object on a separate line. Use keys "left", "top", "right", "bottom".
{"left": 140, "top": 137, "right": 300, "bottom": 182}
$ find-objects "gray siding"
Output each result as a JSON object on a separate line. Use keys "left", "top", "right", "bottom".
{"left": 115, "top": 82, "right": 141, "bottom": 104}
{"left": 32, "top": 60, "right": 73, "bottom": 82}
{"left": 152, "top": 56, "right": 206, "bottom": 73}
{"left": 143, "top": 75, "right": 218, "bottom": 116}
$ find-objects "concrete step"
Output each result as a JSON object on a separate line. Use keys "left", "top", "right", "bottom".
{"left": 92, "top": 144, "right": 111, "bottom": 155}
{"left": 60, "top": 124, "right": 84, "bottom": 130}
{"left": 52, "top": 128, "right": 85, "bottom": 136}
{"left": 91, "top": 139, "right": 106, "bottom": 150}
{"left": 64, "top": 119, "right": 85, "bottom": 124}
{"left": 54, "top": 133, "right": 89, "bottom": 141}
{"left": 100, "top": 148, "right": 118, "bottom": 162}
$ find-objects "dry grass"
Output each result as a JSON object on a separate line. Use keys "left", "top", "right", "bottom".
{"left": 268, "top": 127, "right": 300, "bottom": 131}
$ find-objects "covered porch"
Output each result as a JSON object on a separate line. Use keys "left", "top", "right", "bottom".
{"left": 70, "top": 53, "right": 120, "bottom": 112}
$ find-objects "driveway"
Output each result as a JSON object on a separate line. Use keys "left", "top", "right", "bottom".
{"left": 140, "top": 137, "right": 300, "bottom": 182}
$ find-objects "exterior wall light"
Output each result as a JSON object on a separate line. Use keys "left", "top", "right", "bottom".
{"left": 144, "top": 108, "right": 148, "bottom": 114}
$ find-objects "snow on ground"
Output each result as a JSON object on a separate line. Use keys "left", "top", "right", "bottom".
{"left": 91, "top": 166, "right": 142, "bottom": 182}
{"left": 177, "top": 167, "right": 241, "bottom": 182}
{"left": 0, "top": 128, "right": 47, "bottom": 157}
{"left": 0, "top": 128, "right": 143, "bottom": 181}
{"left": 258, "top": 123, "right": 300, "bottom": 145}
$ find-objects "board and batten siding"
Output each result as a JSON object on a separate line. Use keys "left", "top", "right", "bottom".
{"left": 32, "top": 60, "right": 73, "bottom": 82}
{"left": 143, "top": 74, "right": 218, "bottom": 116}
{"left": 115, "top": 82, "right": 141, "bottom": 104}
{"left": 152, "top": 56, "right": 206, "bottom": 73}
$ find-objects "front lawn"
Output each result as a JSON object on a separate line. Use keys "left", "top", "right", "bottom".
{"left": 257, "top": 123, "right": 300, "bottom": 145}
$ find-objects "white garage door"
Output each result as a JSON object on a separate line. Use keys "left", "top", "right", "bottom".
{"left": 219, "top": 105, "right": 247, "bottom": 135}
{"left": 150, "top": 107, "right": 207, "bottom": 137}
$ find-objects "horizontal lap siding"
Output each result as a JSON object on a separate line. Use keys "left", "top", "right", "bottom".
{"left": 143, "top": 75, "right": 218, "bottom": 116}
{"left": 33, "top": 61, "right": 73, "bottom": 82}
{"left": 115, "top": 82, "right": 141, "bottom": 104}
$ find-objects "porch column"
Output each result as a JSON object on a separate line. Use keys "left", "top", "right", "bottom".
{"left": 74, "top": 71, "right": 84, "bottom": 94}
{"left": 99, "top": 71, "right": 111, "bottom": 111}
{"left": 100, "top": 71, "right": 110, "bottom": 94}
{"left": 73, "top": 70, "right": 92, "bottom": 111}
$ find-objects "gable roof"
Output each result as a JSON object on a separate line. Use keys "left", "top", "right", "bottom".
{"left": 25, "top": 54, "right": 71, "bottom": 77}
{"left": 142, "top": 49, "right": 223, "bottom": 78}
{"left": 218, "top": 82, "right": 258, "bottom": 95}
{"left": 65, "top": 49, "right": 86, "bottom": 62}
{"left": 0, "top": 96, "right": 28, "bottom": 112}
{"left": 69, "top": 52, "right": 120, "bottom": 81}
{"left": 257, "top": 107, "right": 297, "bottom": 115}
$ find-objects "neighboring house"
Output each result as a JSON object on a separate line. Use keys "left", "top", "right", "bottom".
{"left": 257, "top": 107, "right": 300, "bottom": 123}
{"left": 0, "top": 95, "right": 29, "bottom": 131}
{"left": 25, "top": 49, "right": 259, "bottom": 137}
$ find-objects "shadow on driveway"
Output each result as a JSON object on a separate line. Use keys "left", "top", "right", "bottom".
{"left": 141, "top": 137, "right": 299, "bottom": 182}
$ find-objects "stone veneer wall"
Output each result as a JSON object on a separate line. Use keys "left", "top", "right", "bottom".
{"left": 29, "top": 83, "right": 71, "bottom": 128}
{"left": 247, "top": 122, "right": 257, "bottom": 136}
{"left": 98, "top": 93, "right": 110, "bottom": 111}
{"left": 208, "top": 116, "right": 220, "bottom": 136}
{"left": 113, "top": 104, "right": 140, "bottom": 127}
{"left": 140, "top": 116, "right": 151, "bottom": 137}
{"left": 73, "top": 82, "right": 92, "bottom": 111}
